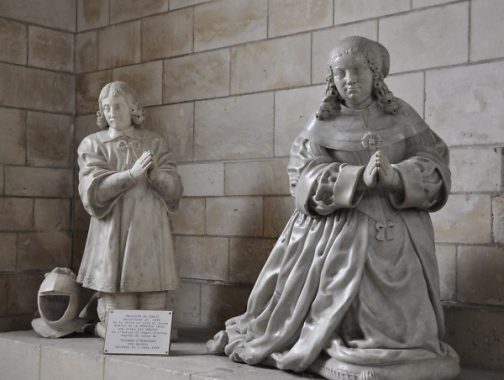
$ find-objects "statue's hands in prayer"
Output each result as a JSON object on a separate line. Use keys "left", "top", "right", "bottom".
{"left": 375, "top": 150, "right": 402, "bottom": 191}
{"left": 146, "top": 150, "right": 161, "bottom": 183}
{"left": 362, "top": 151, "right": 378, "bottom": 189}
{"left": 129, "top": 150, "right": 153, "bottom": 181}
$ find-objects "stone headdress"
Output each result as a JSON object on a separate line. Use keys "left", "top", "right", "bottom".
{"left": 329, "top": 36, "right": 390, "bottom": 78}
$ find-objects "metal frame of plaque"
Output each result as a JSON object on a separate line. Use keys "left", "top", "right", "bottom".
{"left": 103, "top": 309, "right": 173, "bottom": 355}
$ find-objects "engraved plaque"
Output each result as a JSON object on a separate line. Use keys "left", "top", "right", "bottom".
{"left": 104, "top": 309, "right": 173, "bottom": 355}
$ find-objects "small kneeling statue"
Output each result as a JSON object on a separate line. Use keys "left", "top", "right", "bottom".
{"left": 207, "top": 36, "right": 460, "bottom": 380}
{"left": 77, "top": 81, "right": 182, "bottom": 338}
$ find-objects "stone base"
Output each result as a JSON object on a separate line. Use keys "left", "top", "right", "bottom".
{"left": 0, "top": 330, "right": 501, "bottom": 380}
{"left": 310, "top": 355, "right": 460, "bottom": 380}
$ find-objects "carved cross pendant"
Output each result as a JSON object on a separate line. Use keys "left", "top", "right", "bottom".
{"left": 361, "top": 132, "right": 382, "bottom": 150}
{"left": 375, "top": 221, "right": 395, "bottom": 241}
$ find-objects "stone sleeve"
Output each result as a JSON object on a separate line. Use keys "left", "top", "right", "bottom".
{"left": 147, "top": 137, "right": 183, "bottom": 212}
{"left": 389, "top": 129, "right": 451, "bottom": 212}
{"left": 288, "top": 136, "right": 364, "bottom": 216}
{"left": 77, "top": 137, "right": 134, "bottom": 219}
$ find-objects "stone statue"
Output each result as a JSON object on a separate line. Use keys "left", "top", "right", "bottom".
{"left": 77, "top": 81, "right": 182, "bottom": 338}
{"left": 207, "top": 36, "right": 460, "bottom": 380}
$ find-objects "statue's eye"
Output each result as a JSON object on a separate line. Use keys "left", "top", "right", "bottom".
{"left": 334, "top": 69, "right": 345, "bottom": 78}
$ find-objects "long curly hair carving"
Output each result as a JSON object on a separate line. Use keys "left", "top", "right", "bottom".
{"left": 316, "top": 53, "right": 399, "bottom": 120}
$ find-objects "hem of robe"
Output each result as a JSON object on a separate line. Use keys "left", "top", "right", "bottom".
{"left": 211, "top": 208, "right": 456, "bottom": 372}
{"left": 77, "top": 278, "right": 180, "bottom": 293}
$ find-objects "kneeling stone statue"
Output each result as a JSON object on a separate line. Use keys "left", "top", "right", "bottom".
{"left": 77, "top": 81, "right": 182, "bottom": 338}
{"left": 207, "top": 36, "right": 460, "bottom": 380}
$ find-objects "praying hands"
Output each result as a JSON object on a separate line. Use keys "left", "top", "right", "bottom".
{"left": 363, "top": 150, "right": 403, "bottom": 191}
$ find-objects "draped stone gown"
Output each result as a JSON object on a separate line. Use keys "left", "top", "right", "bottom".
{"left": 210, "top": 99, "right": 458, "bottom": 373}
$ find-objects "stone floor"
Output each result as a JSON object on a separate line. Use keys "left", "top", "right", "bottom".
{"left": 0, "top": 330, "right": 502, "bottom": 380}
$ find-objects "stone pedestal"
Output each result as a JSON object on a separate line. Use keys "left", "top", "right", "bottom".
{"left": 0, "top": 331, "right": 501, "bottom": 380}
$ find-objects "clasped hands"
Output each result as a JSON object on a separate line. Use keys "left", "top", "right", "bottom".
{"left": 362, "top": 150, "right": 402, "bottom": 191}
{"left": 129, "top": 150, "right": 159, "bottom": 182}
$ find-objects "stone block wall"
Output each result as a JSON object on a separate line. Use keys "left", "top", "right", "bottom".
{"left": 73, "top": 0, "right": 504, "bottom": 370}
{"left": 0, "top": 0, "right": 76, "bottom": 330}
{"left": 0, "top": 0, "right": 503, "bottom": 371}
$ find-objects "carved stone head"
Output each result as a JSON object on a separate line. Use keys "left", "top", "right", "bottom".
{"left": 96, "top": 81, "right": 145, "bottom": 129}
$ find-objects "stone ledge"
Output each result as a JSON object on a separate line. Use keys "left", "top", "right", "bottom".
{"left": 0, "top": 330, "right": 501, "bottom": 380}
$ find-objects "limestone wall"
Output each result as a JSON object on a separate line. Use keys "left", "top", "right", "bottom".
{"left": 0, "top": 0, "right": 503, "bottom": 371}
{"left": 73, "top": 0, "right": 504, "bottom": 370}
{"left": 0, "top": 0, "right": 76, "bottom": 330}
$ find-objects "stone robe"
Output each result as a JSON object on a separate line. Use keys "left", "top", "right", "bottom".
{"left": 212, "top": 99, "right": 458, "bottom": 373}
{"left": 77, "top": 128, "right": 182, "bottom": 293}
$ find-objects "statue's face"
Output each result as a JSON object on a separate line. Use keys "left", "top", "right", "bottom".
{"left": 101, "top": 92, "right": 132, "bottom": 131}
{"left": 332, "top": 52, "right": 374, "bottom": 108}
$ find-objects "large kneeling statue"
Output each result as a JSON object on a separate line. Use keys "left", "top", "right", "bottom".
{"left": 207, "top": 36, "right": 460, "bottom": 380}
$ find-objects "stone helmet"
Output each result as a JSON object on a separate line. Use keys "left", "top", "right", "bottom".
{"left": 32, "top": 267, "right": 85, "bottom": 338}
